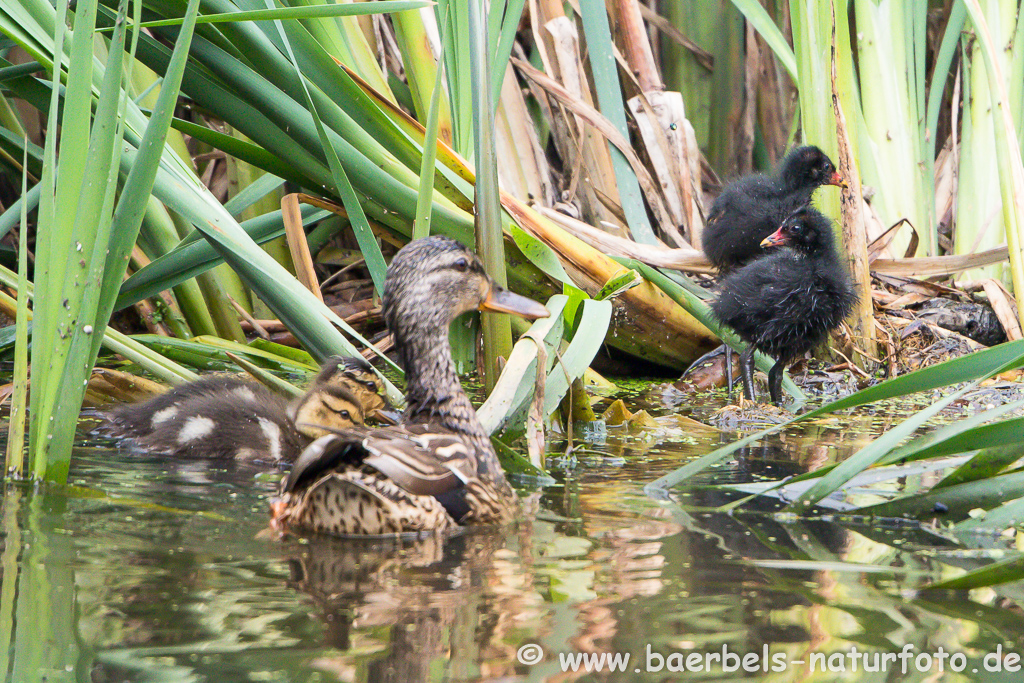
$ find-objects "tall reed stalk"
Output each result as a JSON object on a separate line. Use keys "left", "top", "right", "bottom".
{"left": 469, "top": 0, "right": 512, "bottom": 389}
{"left": 19, "top": 0, "right": 200, "bottom": 482}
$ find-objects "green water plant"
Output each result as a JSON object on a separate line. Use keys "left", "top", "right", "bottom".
{"left": 4, "top": 0, "right": 202, "bottom": 482}
{"left": 648, "top": 339, "right": 1024, "bottom": 586}
{"left": 2, "top": 0, "right": 649, "bottom": 484}
{"left": 0, "top": 0, "right": 439, "bottom": 480}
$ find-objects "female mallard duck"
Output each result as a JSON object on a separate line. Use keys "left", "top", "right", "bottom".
{"left": 269, "top": 235, "right": 549, "bottom": 536}
{"left": 103, "top": 359, "right": 374, "bottom": 462}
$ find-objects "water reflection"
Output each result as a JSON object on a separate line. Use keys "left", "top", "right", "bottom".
{"left": 285, "top": 529, "right": 541, "bottom": 681}
{"left": 0, "top": 398, "right": 1021, "bottom": 682}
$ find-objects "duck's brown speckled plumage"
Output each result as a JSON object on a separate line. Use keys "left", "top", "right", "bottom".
{"left": 270, "top": 236, "right": 549, "bottom": 537}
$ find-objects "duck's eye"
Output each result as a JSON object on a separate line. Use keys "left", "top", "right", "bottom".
{"left": 452, "top": 257, "right": 469, "bottom": 271}
{"left": 789, "top": 222, "right": 804, "bottom": 234}
{"left": 339, "top": 410, "right": 351, "bottom": 420}
{"left": 362, "top": 379, "right": 378, "bottom": 389}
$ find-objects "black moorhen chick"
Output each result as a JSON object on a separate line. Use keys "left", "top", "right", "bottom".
{"left": 711, "top": 207, "right": 858, "bottom": 405}
{"left": 703, "top": 146, "right": 846, "bottom": 273}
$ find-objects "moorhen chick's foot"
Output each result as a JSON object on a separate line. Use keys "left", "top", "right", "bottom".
{"left": 711, "top": 207, "right": 858, "bottom": 406}
{"left": 702, "top": 145, "right": 846, "bottom": 274}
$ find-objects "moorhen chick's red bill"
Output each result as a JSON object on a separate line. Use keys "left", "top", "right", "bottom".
{"left": 702, "top": 146, "right": 846, "bottom": 273}
{"left": 711, "top": 207, "right": 858, "bottom": 405}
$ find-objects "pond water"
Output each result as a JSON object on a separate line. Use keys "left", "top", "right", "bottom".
{"left": 1, "top": 383, "right": 1022, "bottom": 683}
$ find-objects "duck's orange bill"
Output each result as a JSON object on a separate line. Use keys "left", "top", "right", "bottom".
{"left": 828, "top": 170, "right": 848, "bottom": 189}
{"left": 760, "top": 228, "right": 788, "bottom": 248}
{"left": 480, "top": 287, "right": 550, "bottom": 320}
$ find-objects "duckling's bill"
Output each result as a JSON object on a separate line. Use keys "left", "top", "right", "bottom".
{"left": 828, "top": 170, "right": 848, "bottom": 188}
{"left": 479, "top": 286, "right": 549, "bottom": 320}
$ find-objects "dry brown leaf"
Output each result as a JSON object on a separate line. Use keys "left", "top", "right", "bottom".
{"left": 87, "top": 368, "right": 168, "bottom": 405}
{"left": 282, "top": 193, "right": 324, "bottom": 303}
{"left": 129, "top": 246, "right": 174, "bottom": 336}
{"left": 874, "top": 273, "right": 965, "bottom": 298}
{"left": 512, "top": 57, "right": 675, "bottom": 234}
{"left": 535, "top": 206, "right": 713, "bottom": 273}
{"left": 883, "top": 314, "right": 985, "bottom": 351}
{"left": 934, "top": 136, "right": 957, "bottom": 246}
{"left": 612, "top": 0, "right": 662, "bottom": 92}
{"left": 871, "top": 247, "right": 1009, "bottom": 278}
{"left": 867, "top": 218, "right": 919, "bottom": 262}
{"left": 538, "top": 12, "right": 624, "bottom": 233}
{"left": 91, "top": 368, "right": 167, "bottom": 397}
{"left": 495, "top": 63, "right": 555, "bottom": 205}
{"left": 830, "top": 0, "right": 876, "bottom": 358}
{"left": 601, "top": 399, "right": 633, "bottom": 426}
{"left": 860, "top": 196, "right": 892, "bottom": 258}
{"left": 526, "top": 339, "right": 547, "bottom": 470}
{"left": 880, "top": 292, "right": 933, "bottom": 311}
{"left": 628, "top": 91, "right": 699, "bottom": 248}
{"left": 228, "top": 296, "right": 270, "bottom": 340}
{"left": 871, "top": 289, "right": 901, "bottom": 306}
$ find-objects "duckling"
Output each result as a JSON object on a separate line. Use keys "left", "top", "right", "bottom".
{"left": 313, "top": 355, "right": 389, "bottom": 418}
{"left": 269, "top": 235, "right": 549, "bottom": 537}
{"left": 132, "top": 382, "right": 364, "bottom": 462}
{"left": 103, "top": 355, "right": 386, "bottom": 439}
{"left": 103, "top": 358, "right": 376, "bottom": 462}
{"left": 289, "top": 382, "right": 366, "bottom": 440}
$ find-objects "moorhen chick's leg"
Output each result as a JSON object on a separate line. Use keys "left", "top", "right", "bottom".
{"left": 739, "top": 346, "right": 758, "bottom": 402}
{"left": 767, "top": 357, "right": 789, "bottom": 406}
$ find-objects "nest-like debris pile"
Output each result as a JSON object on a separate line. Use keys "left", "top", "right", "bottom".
{"left": 873, "top": 273, "right": 1018, "bottom": 376}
